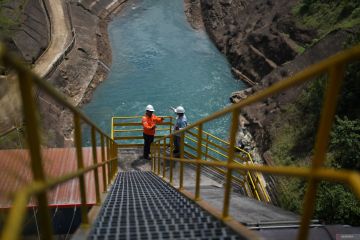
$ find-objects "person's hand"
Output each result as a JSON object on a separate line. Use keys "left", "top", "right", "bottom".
{"left": 161, "top": 117, "right": 164, "bottom": 121}
{"left": 151, "top": 125, "right": 156, "bottom": 130}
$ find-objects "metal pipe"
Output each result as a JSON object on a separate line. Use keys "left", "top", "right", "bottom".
{"left": 222, "top": 109, "right": 240, "bottom": 219}
{"left": 106, "top": 138, "right": 111, "bottom": 184}
{"left": 157, "top": 141, "right": 161, "bottom": 175}
{"left": 298, "top": 64, "right": 345, "bottom": 240}
{"left": 91, "top": 127, "right": 101, "bottom": 205}
{"left": 17, "top": 69, "right": 53, "bottom": 240}
{"left": 179, "top": 132, "right": 185, "bottom": 190}
{"left": 74, "top": 114, "right": 89, "bottom": 226}
{"left": 101, "top": 135, "right": 107, "bottom": 191}
{"left": 162, "top": 138, "right": 166, "bottom": 178}
{"left": 195, "top": 124, "right": 203, "bottom": 201}
{"left": 170, "top": 135, "right": 174, "bottom": 184}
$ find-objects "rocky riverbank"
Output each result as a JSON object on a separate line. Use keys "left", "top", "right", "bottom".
{"left": 0, "top": 0, "right": 129, "bottom": 147}
{"left": 38, "top": 0, "right": 130, "bottom": 146}
{"left": 185, "top": 0, "right": 358, "bottom": 162}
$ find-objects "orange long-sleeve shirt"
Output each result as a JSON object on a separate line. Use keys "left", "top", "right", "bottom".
{"left": 142, "top": 114, "right": 163, "bottom": 135}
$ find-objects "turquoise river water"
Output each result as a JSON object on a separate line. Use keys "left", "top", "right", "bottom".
{"left": 82, "top": 0, "right": 246, "bottom": 140}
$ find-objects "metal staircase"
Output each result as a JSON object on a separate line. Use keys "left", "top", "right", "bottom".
{"left": 88, "top": 171, "right": 245, "bottom": 240}
{"left": 1, "top": 43, "right": 360, "bottom": 240}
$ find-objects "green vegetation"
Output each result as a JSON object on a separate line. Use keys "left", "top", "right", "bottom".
{"left": 296, "top": 45, "right": 306, "bottom": 54}
{"left": 0, "top": 0, "right": 28, "bottom": 38}
{"left": 269, "top": 33, "right": 360, "bottom": 225}
{"left": 293, "top": 0, "right": 360, "bottom": 39}
{"left": 0, "top": 0, "right": 16, "bottom": 37}
{"left": 0, "top": 128, "right": 25, "bottom": 149}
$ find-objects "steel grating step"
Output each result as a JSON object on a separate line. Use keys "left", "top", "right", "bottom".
{"left": 87, "top": 171, "right": 246, "bottom": 240}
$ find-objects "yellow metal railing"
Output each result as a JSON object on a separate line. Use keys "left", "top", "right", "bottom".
{"left": 111, "top": 116, "right": 173, "bottom": 147}
{"left": 0, "top": 44, "right": 118, "bottom": 240}
{"left": 111, "top": 116, "right": 269, "bottom": 202}
{"left": 185, "top": 127, "right": 270, "bottom": 202}
{"left": 150, "top": 45, "right": 360, "bottom": 239}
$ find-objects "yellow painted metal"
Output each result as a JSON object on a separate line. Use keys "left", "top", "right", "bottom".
{"left": 0, "top": 157, "right": 117, "bottom": 240}
{"left": 169, "top": 136, "right": 174, "bottom": 184}
{"left": 162, "top": 138, "right": 166, "bottom": 178}
{"left": 222, "top": 109, "right": 240, "bottom": 219}
{"left": 91, "top": 127, "right": 101, "bottom": 205}
{"left": 179, "top": 132, "right": 185, "bottom": 190}
{"left": 0, "top": 46, "right": 118, "bottom": 238}
{"left": 154, "top": 46, "right": 360, "bottom": 142}
{"left": 148, "top": 44, "right": 360, "bottom": 239}
{"left": 111, "top": 116, "right": 114, "bottom": 139}
{"left": 185, "top": 127, "right": 268, "bottom": 201}
{"left": 195, "top": 124, "right": 203, "bottom": 201}
{"left": 349, "top": 173, "right": 360, "bottom": 200}
{"left": 114, "top": 135, "right": 170, "bottom": 140}
{"left": 101, "top": 135, "right": 107, "bottom": 191}
{"left": 157, "top": 142, "right": 161, "bottom": 175}
{"left": 246, "top": 172, "right": 260, "bottom": 200}
{"left": 154, "top": 157, "right": 360, "bottom": 184}
{"left": 298, "top": 63, "right": 345, "bottom": 240}
{"left": 16, "top": 67, "right": 54, "bottom": 240}
{"left": 151, "top": 145, "right": 155, "bottom": 172}
{"left": 2, "top": 41, "right": 360, "bottom": 240}
{"left": 114, "top": 128, "right": 170, "bottom": 132}
{"left": 205, "top": 135, "right": 209, "bottom": 159}
{"left": 113, "top": 142, "right": 118, "bottom": 177}
{"left": 74, "top": 114, "right": 90, "bottom": 226}
{"left": 185, "top": 150, "right": 247, "bottom": 188}
{"left": 106, "top": 138, "right": 111, "bottom": 184}
{"left": 185, "top": 125, "right": 265, "bottom": 203}
{"left": 111, "top": 116, "right": 173, "bottom": 147}
{"left": 1, "top": 190, "right": 31, "bottom": 240}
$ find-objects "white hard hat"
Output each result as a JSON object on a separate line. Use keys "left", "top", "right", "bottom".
{"left": 175, "top": 106, "right": 185, "bottom": 113}
{"left": 146, "top": 105, "right": 155, "bottom": 112}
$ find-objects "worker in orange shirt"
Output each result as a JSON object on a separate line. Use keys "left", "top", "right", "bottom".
{"left": 142, "top": 105, "right": 164, "bottom": 160}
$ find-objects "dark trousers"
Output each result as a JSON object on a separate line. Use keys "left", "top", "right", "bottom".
{"left": 143, "top": 133, "right": 154, "bottom": 159}
{"left": 174, "top": 135, "right": 181, "bottom": 154}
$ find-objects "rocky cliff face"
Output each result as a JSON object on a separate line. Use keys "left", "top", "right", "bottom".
{"left": 1, "top": 0, "right": 126, "bottom": 147}
{"left": 200, "top": 0, "right": 317, "bottom": 85}
{"left": 1, "top": 0, "right": 49, "bottom": 63}
{"left": 197, "top": 0, "right": 357, "bottom": 157}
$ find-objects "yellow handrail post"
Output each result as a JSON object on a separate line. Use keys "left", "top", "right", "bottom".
{"left": 111, "top": 117, "right": 114, "bottom": 140}
{"left": 179, "top": 132, "right": 185, "bottom": 190}
{"left": 110, "top": 141, "right": 113, "bottom": 179}
{"left": 17, "top": 69, "right": 53, "bottom": 240}
{"left": 222, "top": 109, "right": 240, "bottom": 219}
{"left": 162, "top": 138, "right": 166, "bottom": 178}
{"left": 298, "top": 64, "right": 345, "bottom": 240}
{"left": 157, "top": 141, "right": 161, "bottom": 175}
{"left": 195, "top": 124, "right": 203, "bottom": 201}
{"left": 91, "top": 127, "right": 101, "bottom": 205}
{"left": 169, "top": 135, "right": 174, "bottom": 184}
{"left": 106, "top": 138, "right": 111, "bottom": 184}
{"left": 110, "top": 141, "right": 115, "bottom": 180}
{"left": 101, "top": 135, "right": 107, "bottom": 192}
{"left": 113, "top": 142, "right": 118, "bottom": 176}
{"left": 151, "top": 144, "right": 154, "bottom": 172}
{"left": 247, "top": 172, "right": 260, "bottom": 201}
{"left": 74, "top": 114, "right": 89, "bottom": 226}
{"left": 205, "top": 134, "right": 209, "bottom": 159}
{"left": 1, "top": 191, "right": 30, "bottom": 240}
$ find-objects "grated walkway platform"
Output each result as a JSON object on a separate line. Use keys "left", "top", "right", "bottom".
{"left": 88, "top": 172, "right": 246, "bottom": 240}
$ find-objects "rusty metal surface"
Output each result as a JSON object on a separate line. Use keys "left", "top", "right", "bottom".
{"left": 0, "top": 147, "right": 104, "bottom": 208}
